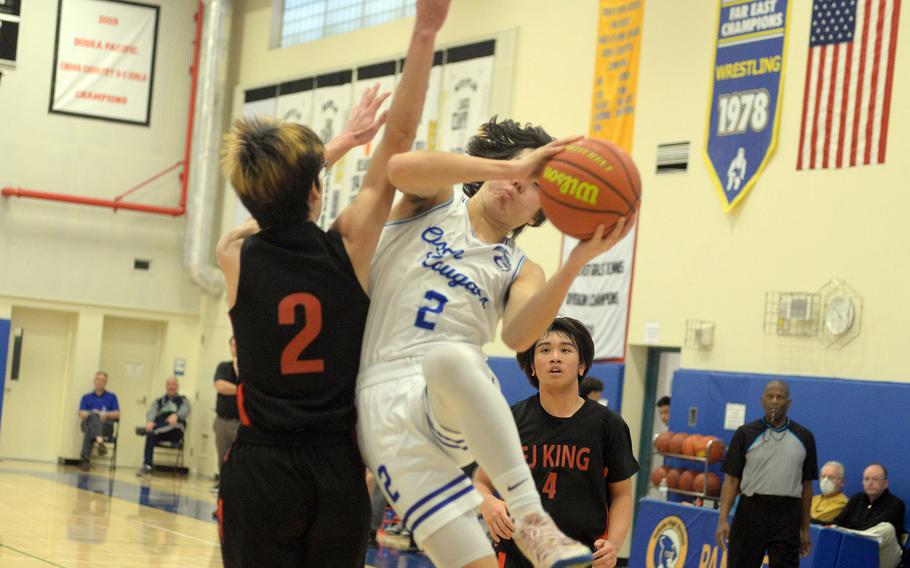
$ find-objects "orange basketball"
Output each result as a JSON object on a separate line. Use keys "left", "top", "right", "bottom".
{"left": 655, "top": 431, "right": 673, "bottom": 453}
{"left": 664, "top": 468, "right": 681, "bottom": 489}
{"left": 682, "top": 435, "right": 703, "bottom": 456}
{"left": 703, "top": 436, "right": 725, "bottom": 463}
{"left": 651, "top": 466, "right": 669, "bottom": 487}
{"left": 678, "top": 469, "right": 696, "bottom": 492}
{"left": 694, "top": 472, "right": 722, "bottom": 496}
{"left": 538, "top": 138, "right": 642, "bottom": 240}
{"left": 669, "top": 433, "right": 688, "bottom": 455}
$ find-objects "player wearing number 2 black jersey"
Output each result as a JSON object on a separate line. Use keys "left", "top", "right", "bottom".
{"left": 355, "top": 126, "right": 636, "bottom": 566}
{"left": 474, "top": 317, "right": 639, "bottom": 568}
{"left": 214, "top": 2, "right": 450, "bottom": 566}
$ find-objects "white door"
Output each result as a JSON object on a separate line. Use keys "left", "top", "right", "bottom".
{"left": 99, "top": 316, "right": 164, "bottom": 467}
{"left": 0, "top": 307, "right": 72, "bottom": 461}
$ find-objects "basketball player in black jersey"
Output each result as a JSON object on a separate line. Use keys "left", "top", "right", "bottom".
{"left": 474, "top": 318, "right": 639, "bottom": 568}
{"left": 214, "top": 2, "right": 450, "bottom": 565}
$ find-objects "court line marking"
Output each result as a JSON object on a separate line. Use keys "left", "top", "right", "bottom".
{"left": 127, "top": 517, "right": 220, "bottom": 546}
{"left": 0, "top": 543, "right": 66, "bottom": 567}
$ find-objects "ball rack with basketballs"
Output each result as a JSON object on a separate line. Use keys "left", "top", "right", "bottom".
{"left": 651, "top": 431, "right": 725, "bottom": 507}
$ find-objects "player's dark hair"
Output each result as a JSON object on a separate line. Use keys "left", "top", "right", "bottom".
{"left": 463, "top": 116, "right": 554, "bottom": 237}
{"left": 579, "top": 377, "right": 604, "bottom": 399}
{"left": 516, "top": 317, "right": 595, "bottom": 390}
{"left": 657, "top": 396, "right": 671, "bottom": 408}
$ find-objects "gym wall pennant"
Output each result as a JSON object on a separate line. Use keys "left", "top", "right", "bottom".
{"left": 705, "top": 0, "right": 790, "bottom": 212}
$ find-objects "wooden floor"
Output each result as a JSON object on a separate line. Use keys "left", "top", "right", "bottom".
{"left": 0, "top": 461, "right": 433, "bottom": 567}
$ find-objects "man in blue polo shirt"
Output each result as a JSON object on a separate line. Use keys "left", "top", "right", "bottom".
{"left": 78, "top": 371, "right": 120, "bottom": 471}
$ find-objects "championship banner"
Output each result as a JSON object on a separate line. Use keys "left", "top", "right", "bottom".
{"left": 560, "top": 0, "right": 644, "bottom": 360}
{"left": 439, "top": 40, "right": 495, "bottom": 155}
{"left": 312, "top": 70, "right": 353, "bottom": 229}
{"left": 413, "top": 51, "right": 443, "bottom": 151}
{"left": 705, "top": 0, "right": 790, "bottom": 212}
{"left": 276, "top": 77, "right": 315, "bottom": 127}
{"left": 340, "top": 61, "right": 397, "bottom": 210}
{"left": 50, "top": 0, "right": 159, "bottom": 125}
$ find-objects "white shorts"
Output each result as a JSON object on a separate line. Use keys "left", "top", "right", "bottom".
{"left": 356, "top": 358, "right": 483, "bottom": 543}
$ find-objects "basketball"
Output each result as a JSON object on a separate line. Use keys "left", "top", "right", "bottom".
{"left": 678, "top": 469, "right": 696, "bottom": 492}
{"left": 651, "top": 465, "right": 669, "bottom": 487}
{"left": 664, "top": 468, "right": 681, "bottom": 489}
{"left": 669, "top": 432, "right": 688, "bottom": 455}
{"left": 682, "top": 434, "right": 703, "bottom": 456}
{"left": 696, "top": 435, "right": 725, "bottom": 463}
{"left": 538, "top": 138, "right": 642, "bottom": 240}
{"left": 655, "top": 431, "right": 673, "bottom": 453}
{"left": 694, "top": 472, "right": 722, "bottom": 496}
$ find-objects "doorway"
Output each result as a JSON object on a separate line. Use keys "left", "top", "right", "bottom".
{"left": 99, "top": 316, "right": 165, "bottom": 468}
{"left": 634, "top": 347, "right": 680, "bottom": 507}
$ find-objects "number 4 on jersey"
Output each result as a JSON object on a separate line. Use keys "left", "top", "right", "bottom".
{"left": 542, "top": 472, "right": 558, "bottom": 499}
{"left": 415, "top": 290, "right": 448, "bottom": 330}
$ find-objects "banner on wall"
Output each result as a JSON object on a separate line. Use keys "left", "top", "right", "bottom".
{"left": 0, "top": 0, "right": 21, "bottom": 66}
{"left": 312, "top": 70, "right": 353, "bottom": 229}
{"left": 276, "top": 77, "right": 315, "bottom": 126}
{"left": 339, "top": 61, "right": 397, "bottom": 211}
{"left": 705, "top": 0, "right": 790, "bottom": 212}
{"left": 414, "top": 51, "right": 444, "bottom": 151}
{"left": 50, "top": 0, "right": 159, "bottom": 125}
{"left": 439, "top": 40, "right": 495, "bottom": 155}
{"left": 796, "top": 0, "right": 902, "bottom": 170}
{"left": 560, "top": 0, "right": 644, "bottom": 360}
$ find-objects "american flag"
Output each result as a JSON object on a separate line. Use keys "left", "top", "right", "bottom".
{"left": 797, "top": 0, "right": 902, "bottom": 169}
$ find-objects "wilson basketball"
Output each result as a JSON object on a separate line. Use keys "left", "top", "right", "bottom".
{"left": 669, "top": 432, "right": 688, "bottom": 455}
{"left": 678, "top": 469, "right": 696, "bottom": 492}
{"left": 538, "top": 138, "right": 641, "bottom": 240}
{"left": 655, "top": 431, "right": 673, "bottom": 453}
{"left": 664, "top": 468, "right": 681, "bottom": 489}
{"left": 651, "top": 465, "right": 669, "bottom": 487}
{"left": 696, "top": 435, "right": 725, "bottom": 463}
{"left": 694, "top": 472, "right": 722, "bottom": 496}
{"left": 682, "top": 434, "right": 703, "bottom": 456}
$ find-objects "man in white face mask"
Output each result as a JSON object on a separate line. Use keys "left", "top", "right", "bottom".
{"left": 810, "top": 461, "right": 847, "bottom": 524}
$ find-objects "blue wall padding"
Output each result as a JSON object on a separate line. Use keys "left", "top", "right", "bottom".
{"left": 670, "top": 368, "right": 910, "bottom": 531}
{"left": 489, "top": 356, "right": 625, "bottom": 412}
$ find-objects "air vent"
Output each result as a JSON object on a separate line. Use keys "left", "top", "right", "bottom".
{"left": 656, "top": 141, "right": 689, "bottom": 174}
{"left": 134, "top": 259, "right": 151, "bottom": 271}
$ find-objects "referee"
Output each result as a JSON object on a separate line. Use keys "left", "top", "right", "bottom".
{"left": 716, "top": 380, "right": 817, "bottom": 567}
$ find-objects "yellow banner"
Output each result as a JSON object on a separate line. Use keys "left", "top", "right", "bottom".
{"left": 589, "top": 0, "right": 645, "bottom": 152}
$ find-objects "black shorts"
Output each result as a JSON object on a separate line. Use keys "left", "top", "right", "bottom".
{"left": 218, "top": 429, "right": 370, "bottom": 568}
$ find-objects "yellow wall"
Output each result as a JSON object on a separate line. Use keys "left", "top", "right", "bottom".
{"left": 629, "top": 1, "right": 910, "bottom": 382}
{"left": 0, "top": 0, "right": 202, "bottom": 314}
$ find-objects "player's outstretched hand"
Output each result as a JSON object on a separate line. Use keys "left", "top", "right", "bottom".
{"left": 415, "top": 0, "right": 451, "bottom": 33}
{"left": 592, "top": 539, "right": 617, "bottom": 568}
{"left": 479, "top": 494, "right": 514, "bottom": 544}
{"left": 568, "top": 212, "right": 637, "bottom": 266}
{"left": 341, "top": 83, "right": 390, "bottom": 147}
{"left": 511, "top": 135, "right": 583, "bottom": 185}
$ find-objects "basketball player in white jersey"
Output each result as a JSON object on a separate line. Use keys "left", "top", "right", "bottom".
{"left": 356, "top": 121, "right": 635, "bottom": 568}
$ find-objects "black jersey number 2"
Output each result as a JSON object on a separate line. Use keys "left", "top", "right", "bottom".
{"left": 278, "top": 293, "right": 325, "bottom": 375}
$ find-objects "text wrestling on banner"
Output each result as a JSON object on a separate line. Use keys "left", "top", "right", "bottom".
{"left": 50, "top": 0, "right": 159, "bottom": 125}
{"left": 560, "top": 0, "right": 644, "bottom": 360}
{"left": 705, "top": 0, "right": 790, "bottom": 212}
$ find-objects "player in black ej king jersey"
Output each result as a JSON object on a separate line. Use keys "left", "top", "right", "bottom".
{"left": 213, "top": 2, "right": 450, "bottom": 565}
{"left": 475, "top": 317, "right": 639, "bottom": 568}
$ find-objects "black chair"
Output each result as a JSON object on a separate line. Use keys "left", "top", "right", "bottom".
{"left": 91, "top": 420, "right": 119, "bottom": 472}
{"left": 151, "top": 423, "right": 188, "bottom": 476}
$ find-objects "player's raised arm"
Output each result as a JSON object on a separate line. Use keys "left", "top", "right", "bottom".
{"left": 332, "top": 0, "right": 451, "bottom": 288}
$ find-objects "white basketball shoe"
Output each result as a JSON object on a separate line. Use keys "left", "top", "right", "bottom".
{"left": 513, "top": 511, "right": 593, "bottom": 568}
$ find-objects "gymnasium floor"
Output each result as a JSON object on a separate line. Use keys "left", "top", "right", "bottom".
{"left": 0, "top": 461, "right": 434, "bottom": 568}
